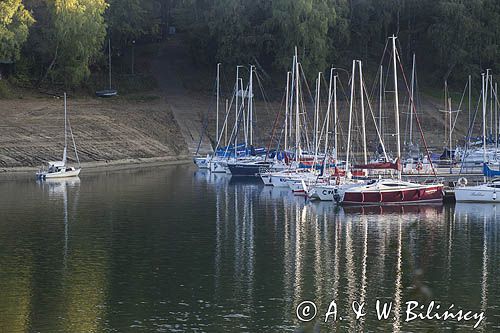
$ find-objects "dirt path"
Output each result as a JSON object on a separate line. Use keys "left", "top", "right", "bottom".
{"left": 151, "top": 36, "right": 213, "bottom": 155}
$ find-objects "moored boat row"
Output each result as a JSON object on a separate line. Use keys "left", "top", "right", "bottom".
{"left": 194, "top": 36, "right": 500, "bottom": 205}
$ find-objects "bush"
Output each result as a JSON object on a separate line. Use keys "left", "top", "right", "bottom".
{"left": 0, "top": 80, "right": 12, "bottom": 99}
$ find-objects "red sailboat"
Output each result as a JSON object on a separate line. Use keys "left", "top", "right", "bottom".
{"left": 341, "top": 36, "right": 443, "bottom": 205}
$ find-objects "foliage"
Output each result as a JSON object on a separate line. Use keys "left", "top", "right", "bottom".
{"left": 6, "top": 0, "right": 500, "bottom": 89}
{"left": 50, "top": 0, "right": 108, "bottom": 86}
{"left": 0, "top": 0, "right": 34, "bottom": 62}
{"left": 0, "top": 80, "right": 12, "bottom": 98}
{"left": 173, "top": 0, "right": 500, "bottom": 86}
{"left": 106, "top": 0, "right": 161, "bottom": 45}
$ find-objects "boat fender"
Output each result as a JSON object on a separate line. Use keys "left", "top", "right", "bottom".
{"left": 494, "top": 191, "right": 497, "bottom": 201}
{"left": 457, "top": 177, "right": 468, "bottom": 187}
{"left": 333, "top": 193, "right": 341, "bottom": 204}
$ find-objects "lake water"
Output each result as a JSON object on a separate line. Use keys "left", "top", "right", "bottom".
{"left": 0, "top": 165, "right": 499, "bottom": 332}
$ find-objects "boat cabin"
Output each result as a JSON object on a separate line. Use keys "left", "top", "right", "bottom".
{"left": 47, "top": 161, "right": 66, "bottom": 173}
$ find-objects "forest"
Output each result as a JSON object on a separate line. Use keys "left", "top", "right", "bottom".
{"left": 1, "top": 0, "right": 500, "bottom": 91}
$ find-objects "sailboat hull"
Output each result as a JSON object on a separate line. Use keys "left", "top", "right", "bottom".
{"left": 455, "top": 185, "right": 499, "bottom": 202}
{"left": 227, "top": 162, "right": 271, "bottom": 176}
{"left": 343, "top": 184, "right": 443, "bottom": 205}
{"left": 193, "top": 157, "right": 209, "bottom": 169}
{"left": 38, "top": 168, "right": 81, "bottom": 179}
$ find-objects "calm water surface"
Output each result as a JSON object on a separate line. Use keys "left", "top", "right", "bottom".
{"left": 0, "top": 166, "right": 499, "bottom": 332}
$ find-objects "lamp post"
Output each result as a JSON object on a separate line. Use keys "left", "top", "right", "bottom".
{"left": 131, "top": 40, "right": 136, "bottom": 75}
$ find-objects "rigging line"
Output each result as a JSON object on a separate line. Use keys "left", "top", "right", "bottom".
{"left": 297, "top": 63, "right": 313, "bottom": 152}
{"left": 317, "top": 71, "right": 333, "bottom": 146}
{"left": 217, "top": 82, "right": 248, "bottom": 160}
{"left": 298, "top": 62, "right": 316, "bottom": 106}
{"left": 65, "top": 113, "right": 80, "bottom": 166}
{"left": 265, "top": 88, "right": 287, "bottom": 162}
{"left": 254, "top": 69, "right": 273, "bottom": 118}
{"left": 255, "top": 69, "right": 280, "bottom": 147}
{"left": 395, "top": 48, "right": 438, "bottom": 179}
{"left": 450, "top": 81, "right": 469, "bottom": 138}
{"left": 212, "top": 81, "right": 237, "bottom": 154}
{"left": 299, "top": 85, "right": 312, "bottom": 153}
{"left": 361, "top": 77, "right": 389, "bottom": 161}
{"left": 336, "top": 72, "right": 353, "bottom": 106}
{"left": 273, "top": 94, "right": 288, "bottom": 153}
{"left": 227, "top": 83, "right": 252, "bottom": 159}
{"left": 195, "top": 69, "right": 219, "bottom": 155}
{"left": 459, "top": 84, "right": 483, "bottom": 176}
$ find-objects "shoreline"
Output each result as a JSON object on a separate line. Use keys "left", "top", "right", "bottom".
{"left": 0, "top": 155, "right": 192, "bottom": 177}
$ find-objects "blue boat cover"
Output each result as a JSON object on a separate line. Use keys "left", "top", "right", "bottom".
{"left": 483, "top": 163, "right": 500, "bottom": 178}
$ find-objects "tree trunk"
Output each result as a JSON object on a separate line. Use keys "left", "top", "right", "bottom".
{"left": 39, "top": 44, "right": 59, "bottom": 87}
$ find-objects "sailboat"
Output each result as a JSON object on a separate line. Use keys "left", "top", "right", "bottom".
{"left": 308, "top": 59, "right": 380, "bottom": 201}
{"left": 456, "top": 70, "right": 500, "bottom": 202}
{"left": 36, "top": 93, "right": 81, "bottom": 179}
{"left": 96, "top": 39, "right": 118, "bottom": 97}
{"left": 341, "top": 36, "right": 444, "bottom": 205}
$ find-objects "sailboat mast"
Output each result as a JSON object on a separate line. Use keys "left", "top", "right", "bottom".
{"left": 468, "top": 75, "right": 472, "bottom": 132}
{"left": 216, "top": 63, "right": 220, "bottom": 144}
{"left": 491, "top": 76, "right": 494, "bottom": 137}
{"left": 358, "top": 60, "right": 368, "bottom": 164}
{"left": 444, "top": 81, "right": 448, "bottom": 147}
{"left": 324, "top": 68, "right": 334, "bottom": 157}
{"left": 64, "top": 92, "right": 67, "bottom": 150}
{"left": 295, "top": 47, "right": 300, "bottom": 162}
{"left": 225, "top": 99, "right": 229, "bottom": 146}
{"left": 346, "top": 60, "right": 356, "bottom": 175}
{"left": 482, "top": 72, "right": 488, "bottom": 182}
{"left": 314, "top": 72, "right": 321, "bottom": 160}
{"left": 249, "top": 65, "right": 254, "bottom": 146}
{"left": 391, "top": 35, "right": 402, "bottom": 179}
{"left": 496, "top": 82, "right": 498, "bottom": 152}
{"left": 409, "top": 53, "right": 415, "bottom": 145}
{"left": 379, "top": 65, "right": 383, "bottom": 139}
{"left": 108, "top": 39, "right": 112, "bottom": 90}
{"left": 235, "top": 66, "right": 240, "bottom": 157}
{"left": 481, "top": 70, "right": 488, "bottom": 182}
{"left": 285, "top": 71, "right": 290, "bottom": 151}
{"left": 448, "top": 97, "right": 452, "bottom": 171}
{"left": 333, "top": 73, "right": 338, "bottom": 161}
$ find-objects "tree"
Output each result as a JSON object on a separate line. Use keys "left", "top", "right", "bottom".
{"left": 106, "top": 0, "right": 161, "bottom": 46}
{"left": 0, "top": 0, "right": 34, "bottom": 62}
{"left": 44, "top": 0, "right": 108, "bottom": 86}
{"left": 428, "top": 0, "right": 481, "bottom": 82}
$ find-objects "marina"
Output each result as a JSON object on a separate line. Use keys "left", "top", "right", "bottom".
{"left": 2, "top": 1, "right": 500, "bottom": 331}
{"left": 190, "top": 34, "right": 500, "bottom": 207}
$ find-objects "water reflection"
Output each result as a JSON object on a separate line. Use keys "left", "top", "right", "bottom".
{"left": 0, "top": 167, "right": 499, "bottom": 332}
{"left": 204, "top": 174, "right": 499, "bottom": 332}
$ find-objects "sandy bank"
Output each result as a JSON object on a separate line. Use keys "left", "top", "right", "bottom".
{"left": 0, "top": 95, "right": 189, "bottom": 171}
{"left": 0, "top": 155, "right": 192, "bottom": 176}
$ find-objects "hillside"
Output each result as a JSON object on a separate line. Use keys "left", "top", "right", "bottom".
{"left": 0, "top": 94, "right": 189, "bottom": 171}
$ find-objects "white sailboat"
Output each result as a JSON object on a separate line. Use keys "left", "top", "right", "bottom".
{"left": 36, "top": 93, "right": 81, "bottom": 179}
{"left": 456, "top": 70, "right": 500, "bottom": 202}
